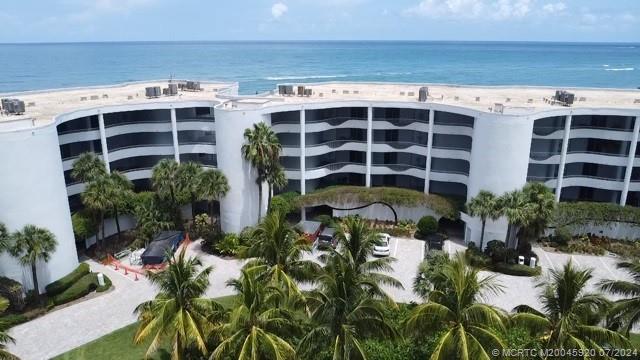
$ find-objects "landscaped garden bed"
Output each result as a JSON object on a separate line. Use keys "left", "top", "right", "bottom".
{"left": 539, "top": 230, "right": 640, "bottom": 259}
{"left": 0, "top": 263, "right": 113, "bottom": 329}
{"left": 465, "top": 240, "right": 541, "bottom": 277}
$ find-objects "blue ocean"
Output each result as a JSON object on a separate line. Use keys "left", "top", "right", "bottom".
{"left": 0, "top": 41, "right": 638, "bottom": 94}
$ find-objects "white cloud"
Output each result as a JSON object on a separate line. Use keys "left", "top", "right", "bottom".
{"left": 542, "top": 2, "right": 566, "bottom": 13}
{"left": 271, "top": 2, "right": 288, "bottom": 19}
{"left": 404, "top": 0, "right": 533, "bottom": 20}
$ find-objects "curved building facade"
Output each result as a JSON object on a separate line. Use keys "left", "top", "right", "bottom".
{"left": 1, "top": 80, "right": 639, "bottom": 287}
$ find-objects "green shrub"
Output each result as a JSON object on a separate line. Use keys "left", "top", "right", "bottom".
{"left": 216, "top": 233, "right": 241, "bottom": 257}
{"left": 492, "top": 262, "right": 541, "bottom": 277}
{"left": 52, "top": 272, "right": 112, "bottom": 306}
{"left": 465, "top": 244, "right": 492, "bottom": 269}
{"left": 71, "top": 210, "right": 97, "bottom": 241}
{"left": 0, "top": 276, "right": 25, "bottom": 312}
{"left": 413, "top": 251, "right": 451, "bottom": 298}
{"left": 45, "top": 263, "right": 90, "bottom": 296}
{"left": 484, "top": 240, "right": 509, "bottom": 264}
{"left": 0, "top": 313, "right": 28, "bottom": 328}
{"left": 554, "top": 226, "right": 572, "bottom": 246}
{"left": 417, "top": 216, "right": 438, "bottom": 237}
{"left": 269, "top": 192, "right": 299, "bottom": 215}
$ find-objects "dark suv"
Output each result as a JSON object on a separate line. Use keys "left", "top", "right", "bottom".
{"left": 316, "top": 227, "right": 337, "bottom": 250}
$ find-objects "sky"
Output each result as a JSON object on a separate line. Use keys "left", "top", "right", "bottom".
{"left": 0, "top": 0, "right": 638, "bottom": 43}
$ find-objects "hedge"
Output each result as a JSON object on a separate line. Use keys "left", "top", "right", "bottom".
{"left": 0, "top": 276, "right": 25, "bottom": 312}
{"left": 52, "top": 272, "right": 112, "bottom": 306}
{"left": 553, "top": 202, "right": 640, "bottom": 228}
{"left": 46, "top": 263, "right": 90, "bottom": 296}
{"left": 417, "top": 216, "right": 438, "bottom": 237}
{"left": 295, "top": 186, "right": 459, "bottom": 219}
{"left": 492, "top": 263, "right": 542, "bottom": 277}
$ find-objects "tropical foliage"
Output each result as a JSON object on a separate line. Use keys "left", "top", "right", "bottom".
{"left": 8, "top": 225, "right": 57, "bottom": 296}
{"left": 241, "top": 122, "right": 283, "bottom": 220}
{"left": 405, "top": 253, "right": 506, "bottom": 360}
{"left": 134, "top": 248, "right": 224, "bottom": 360}
{"left": 599, "top": 260, "right": 640, "bottom": 335}
{"left": 0, "top": 297, "right": 17, "bottom": 359}
{"left": 296, "top": 186, "right": 459, "bottom": 220}
{"left": 512, "top": 261, "right": 630, "bottom": 356}
{"left": 466, "top": 190, "right": 499, "bottom": 250}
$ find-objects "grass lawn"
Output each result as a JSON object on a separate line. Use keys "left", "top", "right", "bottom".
{"left": 631, "top": 333, "right": 640, "bottom": 350}
{"left": 52, "top": 295, "right": 237, "bottom": 360}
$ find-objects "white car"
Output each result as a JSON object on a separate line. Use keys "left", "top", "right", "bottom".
{"left": 373, "top": 233, "right": 391, "bottom": 257}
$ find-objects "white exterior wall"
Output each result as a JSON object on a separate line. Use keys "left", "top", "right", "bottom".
{"left": 465, "top": 112, "right": 536, "bottom": 247}
{"left": 215, "top": 106, "right": 267, "bottom": 233}
{"left": 0, "top": 120, "right": 79, "bottom": 291}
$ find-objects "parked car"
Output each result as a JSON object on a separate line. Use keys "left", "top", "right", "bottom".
{"left": 316, "top": 227, "right": 337, "bottom": 250}
{"left": 373, "top": 232, "right": 391, "bottom": 257}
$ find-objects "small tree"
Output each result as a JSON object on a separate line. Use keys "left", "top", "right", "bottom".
{"left": 467, "top": 190, "right": 500, "bottom": 250}
{"left": 9, "top": 225, "right": 57, "bottom": 296}
{"left": 82, "top": 177, "right": 112, "bottom": 248}
{"left": 151, "top": 159, "right": 185, "bottom": 227}
{"left": 417, "top": 216, "right": 438, "bottom": 237}
{"left": 177, "top": 161, "right": 203, "bottom": 218}
{"left": 0, "top": 223, "right": 9, "bottom": 251}
{"left": 107, "top": 171, "right": 134, "bottom": 241}
{"left": 497, "top": 190, "right": 534, "bottom": 249}
{"left": 197, "top": 168, "right": 230, "bottom": 230}
{"left": 0, "top": 297, "right": 17, "bottom": 359}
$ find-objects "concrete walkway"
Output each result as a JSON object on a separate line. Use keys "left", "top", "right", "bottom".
{"left": 8, "top": 242, "right": 246, "bottom": 360}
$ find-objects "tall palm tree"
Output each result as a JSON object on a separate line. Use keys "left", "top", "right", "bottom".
{"left": 265, "top": 163, "right": 287, "bottom": 211}
{"left": 71, "top": 152, "right": 107, "bottom": 184}
{"left": 177, "top": 161, "right": 203, "bottom": 219}
{"left": 241, "top": 122, "right": 282, "bottom": 220}
{"left": 240, "top": 211, "right": 320, "bottom": 288}
{"left": 82, "top": 176, "right": 112, "bottom": 248}
{"left": 299, "top": 251, "right": 398, "bottom": 360}
{"left": 519, "top": 182, "right": 556, "bottom": 246}
{"left": 197, "top": 169, "right": 230, "bottom": 230}
{"left": 599, "top": 260, "right": 640, "bottom": 336}
{"left": 107, "top": 171, "right": 134, "bottom": 241}
{"left": 466, "top": 190, "right": 500, "bottom": 250}
{"left": 212, "top": 268, "right": 299, "bottom": 360}
{"left": 498, "top": 190, "right": 534, "bottom": 249}
{"left": 405, "top": 253, "right": 506, "bottom": 360}
{"left": 0, "top": 297, "right": 17, "bottom": 359}
{"left": 151, "top": 159, "right": 184, "bottom": 226}
{"left": 134, "top": 248, "right": 224, "bottom": 360}
{"left": 513, "top": 261, "right": 630, "bottom": 355}
{"left": 9, "top": 225, "right": 57, "bottom": 296}
{"left": 132, "top": 192, "right": 173, "bottom": 246}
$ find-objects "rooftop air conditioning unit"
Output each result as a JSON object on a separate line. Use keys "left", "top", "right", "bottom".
{"left": 304, "top": 88, "right": 312, "bottom": 96}
{"left": 554, "top": 90, "right": 575, "bottom": 106}
{"left": 297, "top": 86, "right": 305, "bottom": 96}
{"left": 418, "top": 87, "right": 429, "bottom": 102}
{"left": 1, "top": 98, "right": 25, "bottom": 115}
{"left": 284, "top": 85, "right": 294, "bottom": 96}
{"left": 145, "top": 86, "right": 161, "bottom": 98}
{"left": 493, "top": 103, "right": 504, "bottom": 113}
{"left": 167, "top": 83, "right": 178, "bottom": 96}
{"left": 278, "top": 85, "right": 286, "bottom": 95}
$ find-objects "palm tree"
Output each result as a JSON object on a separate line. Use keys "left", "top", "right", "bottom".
{"left": 265, "top": 163, "right": 287, "bottom": 211}
{"left": 9, "top": 225, "right": 57, "bottom": 296}
{"left": 299, "top": 251, "right": 398, "bottom": 360}
{"left": 498, "top": 190, "right": 534, "bottom": 249}
{"left": 107, "top": 171, "right": 134, "bottom": 241}
{"left": 197, "top": 169, "right": 230, "bottom": 230}
{"left": 71, "top": 152, "right": 107, "bottom": 184}
{"left": 519, "top": 182, "right": 555, "bottom": 246}
{"left": 240, "top": 211, "right": 320, "bottom": 287}
{"left": 82, "top": 176, "right": 112, "bottom": 248}
{"left": 0, "top": 297, "right": 17, "bottom": 359}
{"left": 132, "top": 192, "right": 173, "bottom": 246}
{"left": 241, "top": 122, "right": 282, "bottom": 220}
{"left": 466, "top": 190, "right": 500, "bottom": 250}
{"left": 212, "top": 268, "right": 299, "bottom": 360}
{"left": 134, "top": 248, "right": 224, "bottom": 360}
{"left": 0, "top": 223, "right": 9, "bottom": 251}
{"left": 151, "top": 159, "right": 184, "bottom": 226}
{"left": 177, "top": 161, "right": 203, "bottom": 219}
{"left": 599, "top": 260, "right": 640, "bottom": 336}
{"left": 405, "top": 253, "right": 506, "bottom": 360}
{"left": 513, "top": 261, "right": 630, "bottom": 355}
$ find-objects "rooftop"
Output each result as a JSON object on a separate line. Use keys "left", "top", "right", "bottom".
{"left": 0, "top": 80, "right": 236, "bottom": 126}
{"left": 223, "top": 82, "right": 640, "bottom": 114}
{"left": 2, "top": 81, "right": 639, "bottom": 127}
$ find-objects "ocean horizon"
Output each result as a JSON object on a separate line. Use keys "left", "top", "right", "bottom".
{"left": 0, "top": 40, "right": 638, "bottom": 94}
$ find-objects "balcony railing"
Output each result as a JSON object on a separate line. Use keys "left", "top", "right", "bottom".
{"left": 307, "top": 162, "right": 366, "bottom": 171}
{"left": 373, "top": 163, "right": 426, "bottom": 172}
{"left": 373, "top": 117, "right": 429, "bottom": 127}
{"left": 306, "top": 116, "right": 367, "bottom": 124}
{"left": 374, "top": 141, "right": 427, "bottom": 149}
{"left": 306, "top": 140, "right": 367, "bottom": 149}
{"left": 105, "top": 120, "right": 171, "bottom": 128}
